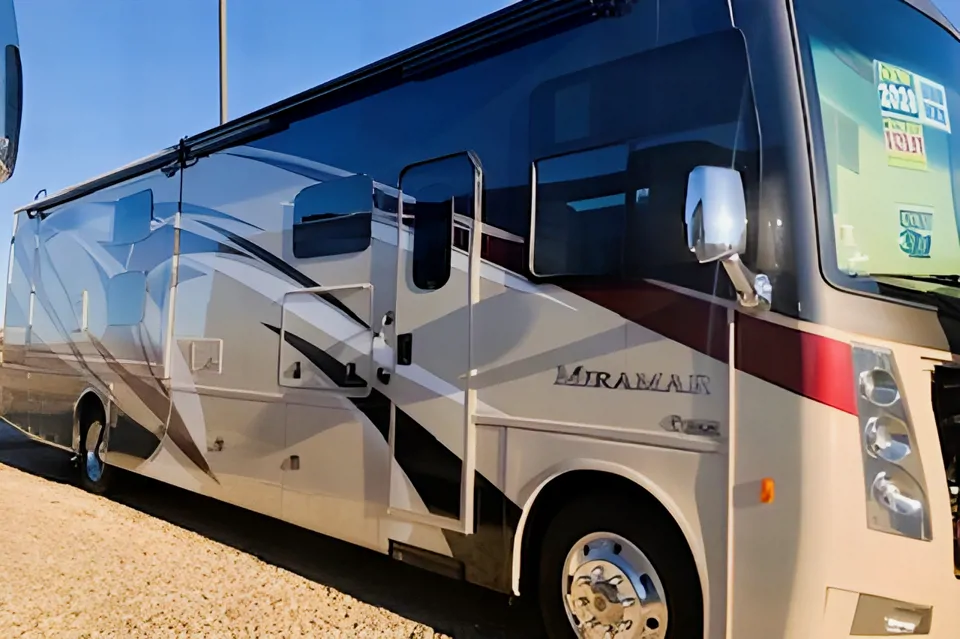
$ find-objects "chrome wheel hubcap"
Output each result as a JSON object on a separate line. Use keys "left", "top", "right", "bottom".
{"left": 84, "top": 420, "right": 105, "bottom": 482}
{"left": 562, "top": 533, "right": 667, "bottom": 638}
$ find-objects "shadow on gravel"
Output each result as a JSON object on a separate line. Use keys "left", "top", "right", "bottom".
{"left": 0, "top": 422, "right": 545, "bottom": 639}
{"left": 0, "top": 422, "right": 75, "bottom": 482}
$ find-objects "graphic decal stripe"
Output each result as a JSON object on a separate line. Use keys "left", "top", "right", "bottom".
{"left": 736, "top": 314, "right": 857, "bottom": 416}
{"left": 195, "top": 219, "right": 368, "bottom": 327}
{"left": 87, "top": 334, "right": 218, "bottom": 480}
{"left": 563, "top": 279, "right": 730, "bottom": 362}
{"left": 567, "top": 280, "right": 857, "bottom": 414}
{"left": 263, "top": 322, "right": 521, "bottom": 590}
{"left": 265, "top": 323, "right": 367, "bottom": 388}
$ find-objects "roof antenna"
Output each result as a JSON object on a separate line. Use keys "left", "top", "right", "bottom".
{"left": 33, "top": 188, "right": 46, "bottom": 200}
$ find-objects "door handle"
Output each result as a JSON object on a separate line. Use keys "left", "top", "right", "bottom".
{"left": 291, "top": 361, "right": 301, "bottom": 379}
{"left": 397, "top": 333, "right": 413, "bottom": 366}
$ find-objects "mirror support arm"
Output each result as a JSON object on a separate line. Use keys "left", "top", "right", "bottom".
{"left": 721, "top": 253, "right": 772, "bottom": 309}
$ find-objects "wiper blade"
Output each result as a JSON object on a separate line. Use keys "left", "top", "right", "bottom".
{"left": 871, "top": 273, "right": 960, "bottom": 285}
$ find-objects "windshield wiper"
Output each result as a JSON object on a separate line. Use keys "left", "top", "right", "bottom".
{"left": 870, "top": 273, "right": 960, "bottom": 285}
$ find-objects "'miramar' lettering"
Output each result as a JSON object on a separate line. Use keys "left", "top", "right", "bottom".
{"left": 553, "top": 365, "right": 711, "bottom": 395}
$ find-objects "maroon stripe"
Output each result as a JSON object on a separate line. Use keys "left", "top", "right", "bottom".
{"left": 562, "top": 280, "right": 730, "bottom": 363}
{"left": 736, "top": 314, "right": 857, "bottom": 415}
{"left": 482, "top": 235, "right": 525, "bottom": 274}
{"left": 562, "top": 280, "right": 856, "bottom": 415}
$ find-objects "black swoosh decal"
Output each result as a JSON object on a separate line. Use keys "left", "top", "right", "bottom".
{"left": 87, "top": 333, "right": 217, "bottom": 482}
{"left": 263, "top": 323, "right": 366, "bottom": 388}
{"left": 263, "top": 322, "right": 521, "bottom": 591}
{"left": 195, "top": 219, "right": 368, "bottom": 327}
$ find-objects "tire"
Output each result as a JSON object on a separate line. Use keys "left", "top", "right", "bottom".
{"left": 536, "top": 494, "right": 703, "bottom": 639}
{"left": 78, "top": 409, "right": 114, "bottom": 495}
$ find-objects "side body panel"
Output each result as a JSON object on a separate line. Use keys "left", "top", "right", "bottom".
{"left": 0, "top": 211, "right": 35, "bottom": 433}
{"left": 2, "top": 169, "right": 180, "bottom": 461}
{"left": 2, "top": 4, "right": 766, "bottom": 638}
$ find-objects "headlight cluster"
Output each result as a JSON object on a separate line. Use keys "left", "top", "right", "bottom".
{"left": 853, "top": 345, "right": 930, "bottom": 541}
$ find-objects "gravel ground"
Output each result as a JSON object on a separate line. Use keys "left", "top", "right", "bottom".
{"left": 0, "top": 462, "right": 453, "bottom": 639}
{"left": 0, "top": 422, "right": 542, "bottom": 639}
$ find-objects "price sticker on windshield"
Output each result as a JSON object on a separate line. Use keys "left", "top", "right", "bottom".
{"left": 898, "top": 205, "right": 934, "bottom": 259}
{"left": 884, "top": 117, "right": 927, "bottom": 171}
{"left": 876, "top": 60, "right": 951, "bottom": 133}
{"left": 877, "top": 61, "right": 921, "bottom": 122}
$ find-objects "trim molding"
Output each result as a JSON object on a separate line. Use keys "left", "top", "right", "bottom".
{"left": 475, "top": 414, "right": 723, "bottom": 453}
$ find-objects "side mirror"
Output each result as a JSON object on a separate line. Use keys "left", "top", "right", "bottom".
{"left": 0, "top": 0, "right": 22, "bottom": 183}
{"left": 684, "top": 165, "right": 770, "bottom": 308}
{"left": 684, "top": 165, "right": 747, "bottom": 263}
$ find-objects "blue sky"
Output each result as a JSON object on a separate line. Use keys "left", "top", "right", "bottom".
{"left": 0, "top": 1, "right": 514, "bottom": 214}
{"left": 0, "top": 0, "right": 958, "bottom": 316}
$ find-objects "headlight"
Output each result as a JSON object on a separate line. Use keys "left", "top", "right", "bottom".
{"left": 863, "top": 415, "right": 912, "bottom": 463}
{"left": 853, "top": 345, "right": 930, "bottom": 540}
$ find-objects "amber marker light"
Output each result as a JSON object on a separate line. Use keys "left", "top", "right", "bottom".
{"left": 760, "top": 477, "right": 775, "bottom": 504}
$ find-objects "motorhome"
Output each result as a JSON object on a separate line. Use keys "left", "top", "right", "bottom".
{"left": 0, "top": 0, "right": 21, "bottom": 183}
{"left": 1, "top": 0, "right": 959, "bottom": 637}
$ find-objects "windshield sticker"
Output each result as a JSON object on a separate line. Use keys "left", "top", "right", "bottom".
{"left": 917, "top": 75, "right": 951, "bottom": 133}
{"left": 878, "top": 61, "right": 922, "bottom": 123}
{"left": 876, "top": 60, "right": 951, "bottom": 133}
{"left": 899, "top": 206, "right": 933, "bottom": 259}
{"left": 884, "top": 118, "right": 927, "bottom": 170}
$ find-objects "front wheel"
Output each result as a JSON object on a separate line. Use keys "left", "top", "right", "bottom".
{"left": 78, "top": 414, "right": 113, "bottom": 495}
{"left": 536, "top": 495, "right": 703, "bottom": 638}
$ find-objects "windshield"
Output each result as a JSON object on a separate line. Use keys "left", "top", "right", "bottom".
{"left": 795, "top": 0, "right": 960, "bottom": 288}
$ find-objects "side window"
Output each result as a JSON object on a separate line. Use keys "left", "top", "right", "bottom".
{"left": 400, "top": 154, "right": 479, "bottom": 291}
{"left": 528, "top": 28, "right": 760, "bottom": 296}
{"left": 112, "top": 189, "right": 153, "bottom": 245}
{"left": 532, "top": 144, "right": 628, "bottom": 276}
{"left": 292, "top": 174, "right": 373, "bottom": 259}
{"left": 106, "top": 271, "right": 147, "bottom": 326}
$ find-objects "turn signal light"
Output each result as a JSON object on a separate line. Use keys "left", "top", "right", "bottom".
{"left": 760, "top": 477, "right": 775, "bottom": 504}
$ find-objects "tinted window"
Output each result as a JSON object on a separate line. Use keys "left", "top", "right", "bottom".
{"left": 250, "top": 0, "right": 735, "bottom": 291}
{"left": 292, "top": 174, "right": 373, "bottom": 259}
{"left": 400, "top": 154, "right": 478, "bottom": 290}
{"left": 107, "top": 271, "right": 147, "bottom": 326}
{"left": 112, "top": 189, "right": 153, "bottom": 245}
{"left": 533, "top": 144, "right": 629, "bottom": 276}
{"left": 530, "top": 29, "right": 760, "bottom": 295}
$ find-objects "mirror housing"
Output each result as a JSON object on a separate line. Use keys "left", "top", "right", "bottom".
{"left": 684, "top": 165, "right": 771, "bottom": 308}
{"left": 684, "top": 165, "right": 747, "bottom": 263}
{"left": 0, "top": 0, "right": 21, "bottom": 183}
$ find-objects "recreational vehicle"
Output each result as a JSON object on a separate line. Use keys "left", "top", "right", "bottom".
{"left": 0, "top": 0, "right": 21, "bottom": 183}
{"left": 2, "top": 0, "right": 959, "bottom": 637}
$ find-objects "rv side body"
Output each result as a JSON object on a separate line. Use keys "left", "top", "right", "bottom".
{"left": 3, "top": 1, "right": 960, "bottom": 638}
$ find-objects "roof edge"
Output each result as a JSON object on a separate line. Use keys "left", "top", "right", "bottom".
{"left": 15, "top": 0, "right": 592, "bottom": 215}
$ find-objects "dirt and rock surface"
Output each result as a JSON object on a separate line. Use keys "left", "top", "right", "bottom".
{"left": 0, "top": 424, "right": 542, "bottom": 638}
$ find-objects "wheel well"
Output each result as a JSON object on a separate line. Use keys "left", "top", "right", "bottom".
{"left": 75, "top": 392, "right": 106, "bottom": 438}
{"left": 517, "top": 470, "right": 701, "bottom": 598}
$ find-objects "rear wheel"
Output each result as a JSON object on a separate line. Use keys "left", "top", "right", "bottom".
{"left": 536, "top": 495, "right": 703, "bottom": 638}
{"left": 78, "top": 409, "right": 113, "bottom": 495}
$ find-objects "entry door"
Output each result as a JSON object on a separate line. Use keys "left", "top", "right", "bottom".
{"left": 387, "top": 152, "right": 482, "bottom": 534}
